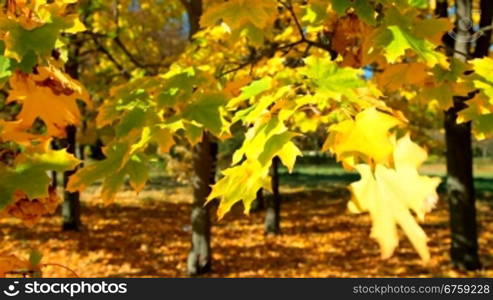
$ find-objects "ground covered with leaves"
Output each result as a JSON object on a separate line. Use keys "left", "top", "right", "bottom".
{"left": 1, "top": 170, "right": 493, "bottom": 278}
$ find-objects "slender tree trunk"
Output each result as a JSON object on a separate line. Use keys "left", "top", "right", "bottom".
{"left": 474, "top": 0, "right": 493, "bottom": 59}
{"left": 62, "top": 125, "right": 81, "bottom": 231}
{"left": 62, "top": 38, "right": 83, "bottom": 231}
{"left": 187, "top": 133, "right": 217, "bottom": 275}
{"left": 89, "top": 138, "right": 106, "bottom": 160}
{"left": 265, "top": 157, "right": 281, "bottom": 235}
{"left": 435, "top": 0, "right": 448, "bottom": 16}
{"left": 186, "top": 0, "right": 203, "bottom": 39}
{"left": 182, "top": 0, "right": 217, "bottom": 276}
{"left": 443, "top": 0, "right": 482, "bottom": 270}
{"left": 51, "top": 139, "right": 60, "bottom": 189}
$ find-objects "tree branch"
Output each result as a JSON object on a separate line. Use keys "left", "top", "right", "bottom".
{"left": 88, "top": 32, "right": 131, "bottom": 79}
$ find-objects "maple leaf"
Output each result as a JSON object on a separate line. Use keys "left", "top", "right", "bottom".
{"left": 349, "top": 135, "right": 441, "bottom": 262}
{"left": 375, "top": 63, "right": 429, "bottom": 92}
{"left": 330, "top": 13, "right": 374, "bottom": 67}
{"left": 0, "top": 0, "right": 85, "bottom": 62}
{"left": 0, "top": 143, "right": 80, "bottom": 209}
{"left": 471, "top": 57, "right": 493, "bottom": 100}
{"left": 181, "top": 92, "right": 228, "bottom": 136}
{"left": 378, "top": 25, "right": 446, "bottom": 67}
{"left": 458, "top": 93, "right": 493, "bottom": 140}
{"left": 201, "top": 0, "right": 277, "bottom": 30}
{"left": 6, "top": 66, "right": 89, "bottom": 138}
{"left": 209, "top": 116, "right": 301, "bottom": 218}
{"left": 331, "top": 0, "right": 376, "bottom": 25}
{"left": 324, "top": 108, "right": 402, "bottom": 167}
{"left": 208, "top": 161, "right": 271, "bottom": 219}
{"left": 300, "top": 56, "right": 366, "bottom": 100}
{"left": 201, "top": 0, "right": 277, "bottom": 43}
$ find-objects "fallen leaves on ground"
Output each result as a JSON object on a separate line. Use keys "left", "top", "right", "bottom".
{"left": 0, "top": 180, "right": 493, "bottom": 278}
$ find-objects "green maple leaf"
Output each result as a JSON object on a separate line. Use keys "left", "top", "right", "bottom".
{"left": 0, "top": 148, "right": 80, "bottom": 208}
{"left": 380, "top": 25, "right": 445, "bottom": 66}
{"left": 300, "top": 56, "right": 365, "bottom": 99}
{"left": 182, "top": 93, "right": 228, "bottom": 135}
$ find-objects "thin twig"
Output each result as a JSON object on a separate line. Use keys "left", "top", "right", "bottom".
{"left": 42, "top": 263, "right": 80, "bottom": 278}
{"left": 89, "top": 32, "right": 131, "bottom": 79}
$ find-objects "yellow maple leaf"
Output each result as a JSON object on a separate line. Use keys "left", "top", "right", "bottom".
{"left": 349, "top": 135, "right": 441, "bottom": 262}
{"left": 324, "top": 107, "right": 402, "bottom": 166}
{"left": 376, "top": 63, "right": 429, "bottom": 92}
{"left": 0, "top": 120, "right": 39, "bottom": 143}
{"left": 6, "top": 66, "right": 90, "bottom": 138}
{"left": 201, "top": 0, "right": 277, "bottom": 31}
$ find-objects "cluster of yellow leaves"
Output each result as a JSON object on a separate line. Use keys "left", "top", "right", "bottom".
{"left": 0, "top": 1, "right": 88, "bottom": 232}
{"left": 323, "top": 108, "right": 440, "bottom": 261}
{"left": 325, "top": 108, "right": 403, "bottom": 167}
{"left": 3, "top": 65, "right": 89, "bottom": 141}
{"left": 457, "top": 58, "right": 493, "bottom": 140}
{"left": 202, "top": 0, "right": 277, "bottom": 44}
{"left": 1, "top": 0, "right": 83, "bottom": 30}
{"left": 349, "top": 136, "right": 441, "bottom": 262}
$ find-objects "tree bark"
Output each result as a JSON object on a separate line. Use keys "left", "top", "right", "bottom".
{"left": 62, "top": 37, "right": 83, "bottom": 231}
{"left": 62, "top": 125, "right": 82, "bottom": 231}
{"left": 187, "top": 133, "right": 217, "bottom": 276}
{"left": 435, "top": 0, "right": 448, "bottom": 17}
{"left": 443, "top": 0, "right": 482, "bottom": 270}
{"left": 265, "top": 157, "right": 281, "bottom": 235}
{"left": 182, "top": 0, "right": 217, "bottom": 276}
{"left": 474, "top": 0, "right": 493, "bottom": 59}
{"left": 181, "top": 0, "right": 203, "bottom": 40}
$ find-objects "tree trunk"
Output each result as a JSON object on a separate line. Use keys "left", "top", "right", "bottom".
{"left": 90, "top": 138, "right": 106, "bottom": 160}
{"left": 474, "top": 0, "right": 493, "bottom": 59}
{"left": 62, "top": 38, "right": 83, "bottom": 231}
{"left": 265, "top": 157, "right": 281, "bottom": 235}
{"left": 62, "top": 125, "right": 81, "bottom": 231}
{"left": 187, "top": 133, "right": 217, "bottom": 276}
{"left": 182, "top": 0, "right": 216, "bottom": 276}
{"left": 443, "top": 0, "right": 481, "bottom": 270}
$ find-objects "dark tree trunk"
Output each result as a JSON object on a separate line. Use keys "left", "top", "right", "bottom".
{"left": 187, "top": 133, "right": 217, "bottom": 276}
{"left": 62, "top": 125, "right": 81, "bottom": 231}
{"left": 444, "top": 100, "right": 481, "bottom": 270}
{"left": 62, "top": 37, "right": 83, "bottom": 232}
{"left": 50, "top": 139, "right": 61, "bottom": 189}
{"left": 265, "top": 157, "right": 281, "bottom": 235}
{"left": 183, "top": 0, "right": 216, "bottom": 276}
{"left": 474, "top": 0, "right": 493, "bottom": 59}
{"left": 51, "top": 171, "right": 57, "bottom": 189}
{"left": 435, "top": 0, "right": 448, "bottom": 17}
{"left": 89, "top": 138, "right": 106, "bottom": 160}
{"left": 181, "top": 0, "right": 203, "bottom": 40}
{"left": 443, "top": 0, "right": 482, "bottom": 270}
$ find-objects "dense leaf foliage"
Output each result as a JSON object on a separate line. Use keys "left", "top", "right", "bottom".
{"left": 1, "top": 0, "right": 493, "bottom": 275}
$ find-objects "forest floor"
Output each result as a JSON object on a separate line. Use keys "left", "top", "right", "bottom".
{"left": 1, "top": 164, "right": 493, "bottom": 278}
